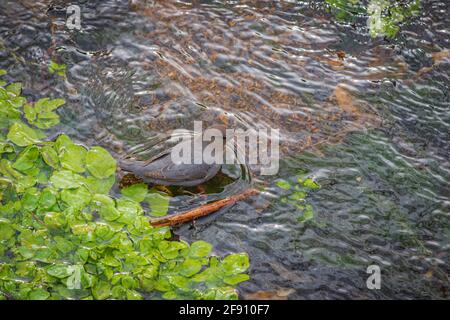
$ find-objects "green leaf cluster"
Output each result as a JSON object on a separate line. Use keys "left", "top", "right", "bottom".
{"left": 276, "top": 174, "right": 320, "bottom": 222}
{"left": 367, "top": 0, "right": 421, "bottom": 38}
{"left": 24, "top": 98, "right": 65, "bottom": 129}
{"left": 0, "top": 70, "right": 249, "bottom": 300}
{"left": 48, "top": 61, "right": 67, "bottom": 77}
{"left": 325, "top": 0, "right": 421, "bottom": 38}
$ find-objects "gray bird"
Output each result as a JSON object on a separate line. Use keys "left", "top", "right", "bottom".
{"left": 119, "top": 125, "right": 228, "bottom": 187}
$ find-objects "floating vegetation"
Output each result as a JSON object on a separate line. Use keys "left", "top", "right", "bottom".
{"left": 48, "top": 61, "right": 67, "bottom": 78}
{"left": 276, "top": 174, "right": 321, "bottom": 223}
{"left": 325, "top": 0, "right": 421, "bottom": 38}
{"left": 367, "top": 0, "right": 421, "bottom": 38}
{"left": 0, "top": 70, "right": 249, "bottom": 300}
{"left": 325, "top": 0, "right": 367, "bottom": 22}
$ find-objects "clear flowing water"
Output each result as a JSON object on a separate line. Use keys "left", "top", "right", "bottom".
{"left": 0, "top": 0, "right": 448, "bottom": 299}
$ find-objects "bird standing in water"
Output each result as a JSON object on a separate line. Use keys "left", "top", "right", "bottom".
{"left": 118, "top": 125, "right": 228, "bottom": 187}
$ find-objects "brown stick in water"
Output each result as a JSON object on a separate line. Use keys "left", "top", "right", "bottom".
{"left": 150, "top": 188, "right": 259, "bottom": 227}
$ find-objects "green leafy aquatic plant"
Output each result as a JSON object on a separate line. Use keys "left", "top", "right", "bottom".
{"left": 325, "top": 0, "right": 366, "bottom": 23}
{"left": 48, "top": 61, "right": 67, "bottom": 77}
{"left": 367, "top": 0, "right": 421, "bottom": 38}
{"left": 276, "top": 173, "right": 320, "bottom": 222}
{"left": 325, "top": 0, "right": 421, "bottom": 38}
{"left": 0, "top": 70, "right": 249, "bottom": 300}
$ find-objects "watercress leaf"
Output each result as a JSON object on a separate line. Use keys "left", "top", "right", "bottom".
{"left": 298, "top": 204, "right": 314, "bottom": 222}
{"left": 36, "top": 170, "right": 49, "bottom": 185}
{"left": 214, "top": 287, "right": 238, "bottom": 300}
{"left": 121, "top": 276, "right": 137, "bottom": 289}
{"left": 71, "top": 223, "right": 96, "bottom": 242}
{"left": 303, "top": 178, "right": 320, "bottom": 190}
{"left": 38, "top": 188, "right": 57, "bottom": 210}
{"left": 85, "top": 147, "right": 116, "bottom": 179}
{"left": 85, "top": 175, "right": 115, "bottom": 194}
{"left": 80, "top": 269, "right": 93, "bottom": 289}
{"left": 92, "top": 194, "right": 121, "bottom": 221}
{"left": 116, "top": 198, "right": 142, "bottom": 224}
{"left": 48, "top": 61, "right": 66, "bottom": 77}
{"left": 126, "top": 290, "right": 143, "bottom": 300}
{"left": 53, "top": 236, "right": 74, "bottom": 254}
{"left": 146, "top": 190, "right": 170, "bottom": 217}
{"left": 34, "top": 98, "right": 49, "bottom": 113}
{"left": 7, "top": 122, "right": 41, "bottom": 146}
{"left": 66, "top": 265, "right": 83, "bottom": 290}
{"left": 92, "top": 280, "right": 111, "bottom": 300}
{"left": 121, "top": 183, "right": 148, "bottom": 202}
{"left": 35, "top": 111, "right": 60, "bottom": 129}
{"left": 47, "top": 264, "right": 74, "bottom": 279}
{"left": 41, "top": 98, "right": 65, "bottom": 112}
{"left": 10, "top": 96, "right": 26, "bottom": 109}
{"left": 12, "top": 146, "right": 39, "bottom": 172}
{"left": 59, "top": 143, "right": 87, "bottom": 173}
{"left": 60, "top": 186, "right": 91, "bottom": 210}
{"left": 158, "top": 240, "right": 188, "bottom": 260}
{"left": 180, "top": 258, "right": 203, "bottom": 277}
{"left": 6, "top": 82, "right": 22, "bottom": 96}
{"left": 162, "top": 291, "right": 177, "bottom": 300}
{"left": 43, "top": 211, "right": 67, "bottom": 229}
{"left": 276, "top": 179, "right": 291, "bottom": 190}
{"left": 28, "top": 288, "right": 50, "bottom": 300}
{"left": 101, "top": 256, "right": 121, "bottom": 267}
{"left": 188, "top": 241, "right": 213, "bottom": 258}
{"left": 220, "top": 253, "right": 250, "bottom": 276}
{"left": 290, "top": 191, "right": 306, "bottom": 201}
{"left": 74, "top": 248, "right": 90, "bottom": 264}
{"left": 24, "top": 103, "right": 37, "bottom": 123}
{"left": 0, "top": 101, "right": 21, "bottom": 128}
{"left": 0, "top": 219, "right": 15, "bottom": 240}
{"left": 17, "top": 246, "right": 34, "bottom": 260}
{"left": 50, "top": 170, "right": 85, "bottom": 189}
{"left": 16, "top": 175, "right": 37, "bottom": 192}
{"left": 21, "top": 187, "right": 40, "bottom": 212}
{"left": 41, "top": 146, "right": 59, "bottom": 168}
{"left": 139, "top": 275, "right": 156, "bottom": 292}
{"left": 0, "top": 87, "right": 8, "bottom": 99}
{"left": 0, "top": 158, "right": 23, "bottom": 179}
{"left": 22, "top": 165, "right": 40, "bottom": 178}
{"left": 0, "top": 142, "right": 14, "bottom": 154}
{"left": 15, "top": 261, "right": 36, "bottom": 277}
{"left": 223, "top": 273, "right": 250, "bottom": 285}
{"left": 54, "top": 134, "right": 73, "bottom": 154}
{"left": 111, "top": 286, "right": 127, "bottom": 299}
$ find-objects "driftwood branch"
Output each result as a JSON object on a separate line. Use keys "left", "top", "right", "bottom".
{"left": 150, "top": 188, "right": 259, "bottom": 227}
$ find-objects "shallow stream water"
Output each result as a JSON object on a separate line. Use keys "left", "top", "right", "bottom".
{"left": 0, "top": 0, "right": 448, "bottom": 299}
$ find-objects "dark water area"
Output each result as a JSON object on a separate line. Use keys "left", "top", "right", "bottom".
{"left": 0, "top": 0, "right": 449, "bottom": 299}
